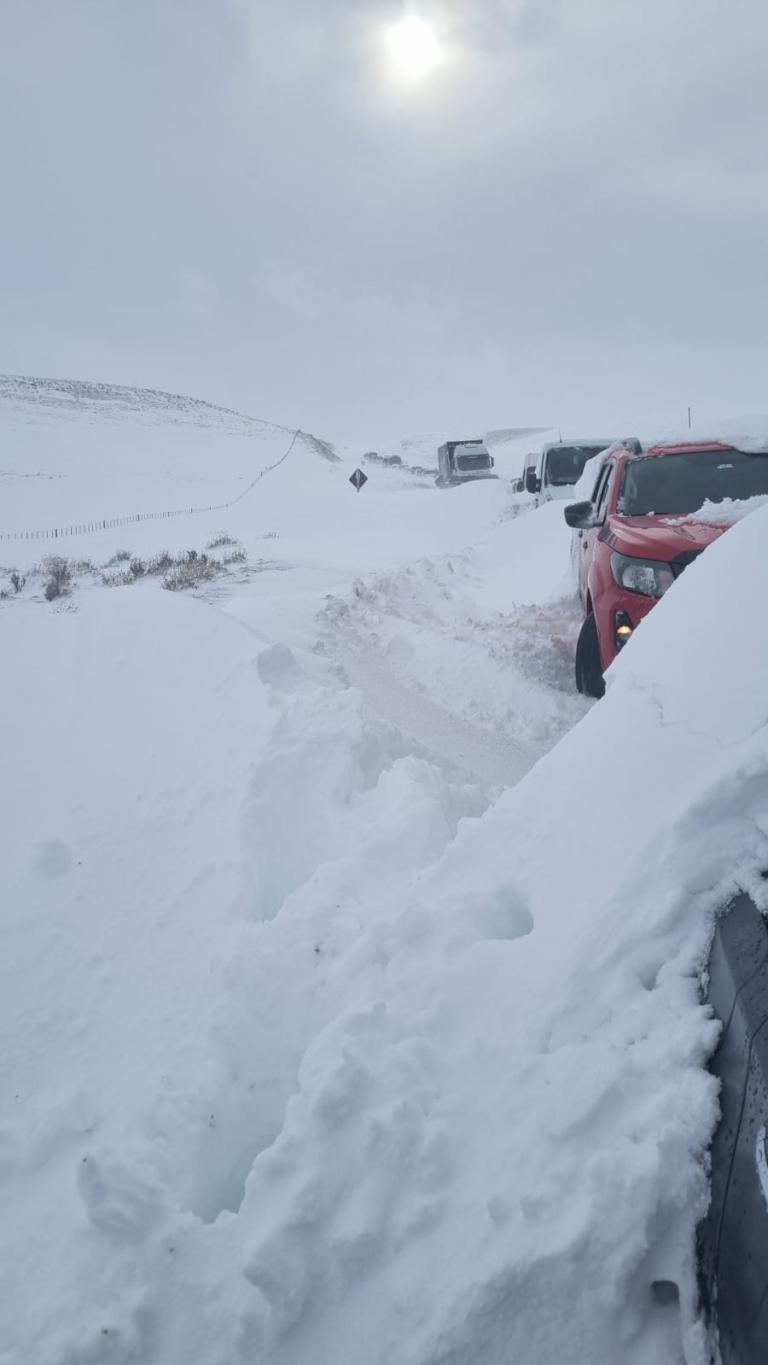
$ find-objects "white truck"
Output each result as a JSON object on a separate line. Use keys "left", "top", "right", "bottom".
{"left": 436, "top": 439, "right": 497, "bottom": 488}
{"left": 519, "top": 438, "right": 616, "bottom": 501}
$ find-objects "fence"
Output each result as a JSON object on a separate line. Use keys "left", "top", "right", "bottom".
{"left": 0, "top": 429, "right": 301, "bottom": 544}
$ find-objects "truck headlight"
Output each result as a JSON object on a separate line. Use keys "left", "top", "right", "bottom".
{"left": 610, "top": 552, "right": 675, "bottom": 599}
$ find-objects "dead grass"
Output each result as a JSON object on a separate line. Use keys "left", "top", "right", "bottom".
{"left": 206, "top": 532, "right": 237, "bottom": 549}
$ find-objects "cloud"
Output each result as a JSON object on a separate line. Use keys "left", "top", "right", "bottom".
{"left": 1, "top": 0, "right": 768, "bottom": 438}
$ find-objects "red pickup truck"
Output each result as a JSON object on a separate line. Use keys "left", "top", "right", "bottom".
{"left": 564, "top": 440, "right": 768, "bottom": 696}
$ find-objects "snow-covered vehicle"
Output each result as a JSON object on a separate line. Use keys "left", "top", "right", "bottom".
{"left": 565, "top": 438, "right": 768, "bottom": 696}
{"left": 436, "top": 439, "right": 496, "bottom": 488}
{"left": 700, "top": 890, "right": 768, "bottom": 1363}
{"left": 522, "top": 438, "right": 616, "bottom": 501}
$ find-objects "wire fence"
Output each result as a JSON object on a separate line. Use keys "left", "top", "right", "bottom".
{"left": 0, "top": 429, "right": 302, "bottom": 545}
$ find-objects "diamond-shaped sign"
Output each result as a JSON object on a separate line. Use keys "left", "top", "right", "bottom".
{"left": 349, "top": 468, "right": 368, "bottom": 492}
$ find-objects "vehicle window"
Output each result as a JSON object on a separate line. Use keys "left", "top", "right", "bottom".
{"left": 594, "top": 464, "right": 614, "bottom": 522}
{"left": 456, "top": 451, "right": 490, "bottom": 471}
{"left": 619, "top": 450, "right": 768, "bottom": 516}
{"left": 589, "top": 463, "right": 611, "bottom": 513}
{"left": 545, "top": 445, "right": 594, "bottom": 487}
{"left": 590, "top": 464, "right": 609, "bottom": 504}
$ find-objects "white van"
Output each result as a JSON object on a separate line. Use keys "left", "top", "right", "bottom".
{"left": 521, "top": 439, "right": 616, "bottom": 501}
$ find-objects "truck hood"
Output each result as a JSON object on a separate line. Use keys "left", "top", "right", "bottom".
{"left": 605, "top": 514, "right": 728, "bottom": 559}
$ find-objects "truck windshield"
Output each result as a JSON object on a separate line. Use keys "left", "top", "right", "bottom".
{"left": 456, "top": 452, "right": 490, "bottom": 471}
{"left": 545, "top": 445, "right": 604, "bottom": 486}
{"left": 619, "top": 449, "right": 768, "bottom": 516}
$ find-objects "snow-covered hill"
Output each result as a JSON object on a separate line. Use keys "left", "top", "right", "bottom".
{"left": 0, "top": 374, "right": 343, "bottom": 546}
{"left": 0, "top": 374, "right": 302, "bottom": 435}
{"left": 2, "top": 378, "right": 768, "bottom": 1365}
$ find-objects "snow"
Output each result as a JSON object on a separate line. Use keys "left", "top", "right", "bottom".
{"left": 667, "top": 414, "right": 768, "bottom": 454}
{"left": 669, "top": 493, "right": 768, "bottom": 526}
{"left": 574, "top": 449, "right": 606, "bottom": 499}
{"left": 2, "top": 378, "right": 768, "bottom": 1365}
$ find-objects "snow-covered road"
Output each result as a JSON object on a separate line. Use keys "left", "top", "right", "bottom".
{"left": 2, "top": 381, "right": 768, "bottom": 1365}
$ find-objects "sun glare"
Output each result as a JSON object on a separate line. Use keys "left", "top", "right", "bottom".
{"left": 386, "top": 17, "right": 444, "bottom": 83}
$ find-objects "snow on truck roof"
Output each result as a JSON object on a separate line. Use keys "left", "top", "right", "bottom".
{"left": 612, "top": 438, "right": 768, "bottom": 459}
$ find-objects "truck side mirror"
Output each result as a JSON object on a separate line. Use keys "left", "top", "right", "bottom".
{"left": 525, "top": 469, "right": 540, "bottom": 494}
{"left": 564, "top": 500, "right": 596, "bottom": 529}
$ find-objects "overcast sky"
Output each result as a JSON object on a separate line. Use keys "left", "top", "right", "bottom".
{"left": 2, "top": 0, "right": 767, "bottom": 442}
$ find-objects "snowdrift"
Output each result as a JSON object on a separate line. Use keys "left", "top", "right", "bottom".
{"left": 204, "top": 508, "right": 767, "bottom": 1365}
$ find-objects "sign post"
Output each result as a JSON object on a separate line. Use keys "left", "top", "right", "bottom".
{"left": 349, "top": 468, "right": 368, "bottom": 493}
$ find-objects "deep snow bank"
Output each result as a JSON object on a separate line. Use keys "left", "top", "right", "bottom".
{"left": 200, "top": 507, "right": 768, "bottom": 1365}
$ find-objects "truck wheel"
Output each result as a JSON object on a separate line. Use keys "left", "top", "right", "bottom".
{"left": 575, "top": 614, "right": 605, "bottom": 699}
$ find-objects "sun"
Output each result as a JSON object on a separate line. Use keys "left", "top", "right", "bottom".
{"left": 385, "top": 17, "right": 444, "bottom": 82}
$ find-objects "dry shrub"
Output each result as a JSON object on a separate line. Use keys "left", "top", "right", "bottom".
{"left": 43, "top": 557, "right": 72, "bottom": 601}
{"left": 162, "top": 550, "right": 220, "bottom": 592}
